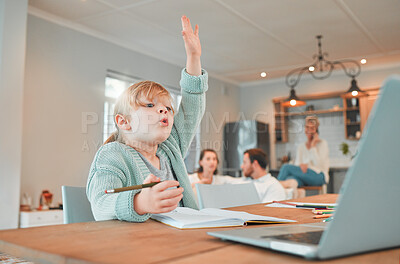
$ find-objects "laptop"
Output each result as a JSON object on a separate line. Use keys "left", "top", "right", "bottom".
{"left": 208, "top": 75, "right": 400, "bottom": 259}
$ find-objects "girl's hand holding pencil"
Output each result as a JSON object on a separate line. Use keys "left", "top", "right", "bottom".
{"left": 133, "top": 174, "right": 184, "bottom": 215}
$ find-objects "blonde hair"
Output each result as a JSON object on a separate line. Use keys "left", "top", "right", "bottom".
{"left": 104, "top": 80, "right": 174, "bottom": 144}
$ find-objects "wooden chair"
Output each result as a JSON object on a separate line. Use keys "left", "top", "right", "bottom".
{"left": 298, "top": 184, "right": 327, "bottom": 196}
{"left": 61, "top": 186, "right": 95, "bottom": 224}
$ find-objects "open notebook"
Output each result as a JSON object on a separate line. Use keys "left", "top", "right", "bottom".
{"left": 151, "top": 207, "right": 295, "bottom": 229}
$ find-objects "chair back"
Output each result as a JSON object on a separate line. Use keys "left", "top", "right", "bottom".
{"left": 61, "top": 186, "right": 95, "bottom": 224}
{"left": 195, "top": 182, "right": 260, "bottom": 209}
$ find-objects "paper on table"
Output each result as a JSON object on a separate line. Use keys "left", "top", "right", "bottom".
{"left": 201, "top": 208, "right": 296, "bottom": 223}
{"left": 265, "top": 202, "right": 337, "bottom": 209}
{"left": 151, "top": 207, "right": 296, "bottom": 229}
{"left": 152, "top": 207, "right": 237, "bottom": 229}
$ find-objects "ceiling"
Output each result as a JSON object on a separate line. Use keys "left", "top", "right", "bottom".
{"left": 28, "top": 0, "right": 400, "bottom": 85}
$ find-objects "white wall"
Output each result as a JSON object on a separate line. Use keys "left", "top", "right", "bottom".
{"left": 240, "top": 64, "right": 400, "bottom": 169}
{"left": 201, "top": 82, "right": 240, "bottom": 171}
{"left": 21, "top": 15, "right": 240, "bottom": 209}
{"left": 0, "top": 0, "right": 27, "bottom": 230}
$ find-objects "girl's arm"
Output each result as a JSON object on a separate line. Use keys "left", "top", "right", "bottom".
{"left": 166, "top": 16, "right": 208, "bottom": 156}
{"left": 181, "top": 15, "right": 201, "bottom": 76}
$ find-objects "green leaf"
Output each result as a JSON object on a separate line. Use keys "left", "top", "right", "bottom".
{"left": 339, "top": 142, "right": 350, "bottom": 155}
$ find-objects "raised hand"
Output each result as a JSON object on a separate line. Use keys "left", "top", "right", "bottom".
{"left": 181, "top": 15, "right": 201, "bottom": 76}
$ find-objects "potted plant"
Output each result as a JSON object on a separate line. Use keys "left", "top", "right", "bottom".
{"left": 339, "top": 142, "right": 355, "bottom": 159}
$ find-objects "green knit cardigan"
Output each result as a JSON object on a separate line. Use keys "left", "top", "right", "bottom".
{"left": 87, "top": 69, "right": 208, "bottom": 222}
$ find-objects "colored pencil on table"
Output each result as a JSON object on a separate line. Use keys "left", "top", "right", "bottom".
{"left": 296, "top": 205, "right": 327, "bottom": 209}
{"left": 314, "top": 211, "right": 335, "bottom": 215}
{"left": 312, "top": 209, "right": 334, "bottom": 213}
{"left": 313, "top": 214, "right": 333, "bottom": 219}
{"left": 105, "top": 182, "right": 161, "bottom": 194}
{"left": 323, "top": 216, "right": 334, "bottom": 222}
{"left": 272, "top": 201, "right": 298, "bottom": 206}
{"left": 296, "top": 204, "right": 335, "bottom": 209}
{"left": 271, "top": 201, "right": 336, "bottom": 210}
{"left": 303, "top": 204, "right": 336, "bottom": 208}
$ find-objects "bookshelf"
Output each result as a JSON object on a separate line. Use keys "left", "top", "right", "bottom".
{"left": 273, "top": 88, "right": 379, "bottom": 142}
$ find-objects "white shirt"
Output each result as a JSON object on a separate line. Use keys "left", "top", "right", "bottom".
{"left": 243, "top": 174, "right": 286, "bottom": 203}
{"left": 295, "top": 139, "right": 330, "bottom": 183}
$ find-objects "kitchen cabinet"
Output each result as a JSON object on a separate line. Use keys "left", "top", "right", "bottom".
{"left": 273, "top": 88, "right": 379, "bottom": 142}
{"left": 19, "top": 210, "right": 63, "bottom": 228}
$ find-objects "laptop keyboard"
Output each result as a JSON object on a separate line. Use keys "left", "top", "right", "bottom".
{"left": 260, "top": 231, "right": 323, "bottom": 245}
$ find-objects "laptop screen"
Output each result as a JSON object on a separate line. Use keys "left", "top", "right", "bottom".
{"left": 318, "top": 75, "right": 400, "bottom": 258}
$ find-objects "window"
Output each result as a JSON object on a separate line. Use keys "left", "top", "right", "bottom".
{"left": 103, "top": 72, "right": 139, "bottom": 142}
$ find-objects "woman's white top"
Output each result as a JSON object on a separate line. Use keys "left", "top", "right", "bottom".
{"left": 295, "top": 139, "right": 330, "bottom": 183}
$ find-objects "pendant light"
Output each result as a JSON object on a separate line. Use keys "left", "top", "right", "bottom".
{"left": 283, "top": 35, "right": 365, "bottom": 107}
{"left": 282, "top": 87, "right": 306, "bottom": 107}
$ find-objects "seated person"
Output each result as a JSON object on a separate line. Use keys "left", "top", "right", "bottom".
{"left": 241, "top": 148, "right": 286, "bottom": 203}
{"left": 278, "top": 116, "right": 329, "bottom": 198}
{"left": 188, "top": 149, "right": 240, "bottom": 190}
{"left": 87, "top": 16, "right": 204, "bottom": 221}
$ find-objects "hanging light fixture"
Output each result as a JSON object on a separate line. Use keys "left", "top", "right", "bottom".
{"left": 342, "top": 77, "right": 366, "bottom": 98}
{"left": 281, "top": 87, "right": 306, "bottom": 107}
{"left": 283, "top": 35, "right": 365, "bottom": 107}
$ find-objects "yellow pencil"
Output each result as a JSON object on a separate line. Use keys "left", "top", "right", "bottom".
{"left": 312, "top": 209, "right": 335, "bottom": 213}
{"left": 313, "top": 214, "right": 333, "bottom": 219}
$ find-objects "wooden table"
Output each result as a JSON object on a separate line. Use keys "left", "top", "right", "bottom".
{"left": 0, "top": 194, "right": 398, "bottom": 263}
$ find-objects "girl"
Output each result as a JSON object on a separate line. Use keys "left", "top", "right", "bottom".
{"left": 87, "top": 16, "right": 208, "bottom": 222}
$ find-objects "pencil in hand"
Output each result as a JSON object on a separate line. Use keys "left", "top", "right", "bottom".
{"left": 105, "top": 182, "right": 161, "bottom": 194}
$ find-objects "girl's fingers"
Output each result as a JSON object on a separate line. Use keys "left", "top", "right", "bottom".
{"left": 194, "top": 24, "right": 199, "bottom": 36}
{"left": 181, "top": 15, "right": 194, "bottom": 34}
{"left": 156, "top": 187, "right": 184, "bottom": 200}
{"left": 143, "top": 174, "right": 160, "bottom": 184}
{"left": 181, "top": 16, "right": 190, "bottom": 31}
{"left": 181, "top": 15, "right": 186, "bottom": 30}
{"left": 158, "top": 194, "right": 183, "bottom": 209}
{"left": 152, "top": 180, "right": 180, "bottom": 191}
{"left": 158, "top": 203, "right": 180, "bottom": 214}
